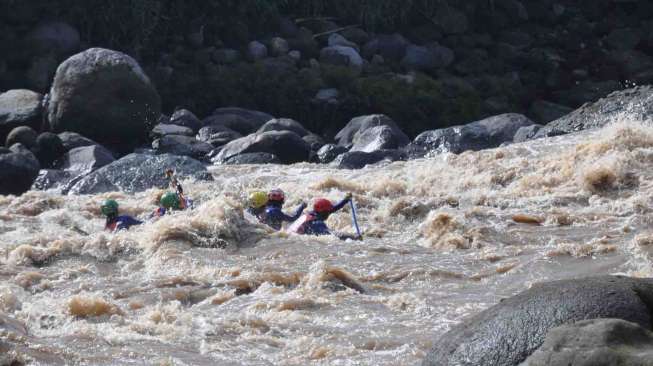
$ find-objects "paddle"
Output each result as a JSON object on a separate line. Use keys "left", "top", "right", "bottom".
{"left": 350, "top": 198, "right": 362, "bottom": 239}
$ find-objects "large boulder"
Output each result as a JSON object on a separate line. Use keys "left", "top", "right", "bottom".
{"left": 152, "top": 135, "right": 213, "bottom": 158}
{"left": 33, "top": 132, "right": 65, "bottom": 168}
{"left": 67, "top": 153, "right": 212, "bottom": 194}
{"left": 422, "top": 276, "right": 653, "bottom": 366}
{"left": 528, "top": 100, "right": 574, "bottom": 124}
{"left": 57, "top": 132, "right": 99, "bottom": 151}
{"left": 149, "top": 124, "right": 195, "bottom": 139}
{"left": 269, "top": 37, "right": 290, "bottom": 57}
{"left": 362, "top": 34, "right": 410, "bottom": 62}
{"left": 0, "top": 89, "right": 43, "bottom": 142}
{"left": 168, "top": 109, "right": 202, "bottom": 132}
{"left": 401, "top": 44, "right": 454, "bottom": 71}
{"left": 197, "top": 125, "right": 242, "bottom": 147}
{"left": 522, "top": 319, "right": 653, "bottom": 366}
{"left": 536, "top": 85, "right": 653, "bottom": 138}
{"left": 328, "top": 34, "right": 359, "bottom": 50}
{"left": 335, "top": 114, "right": 409, "bottom": 149}
{"left": 246, "top": 41, "right": 268, "bottom": 61}
{"left": 257, "top": 118, "right": 310, "bottom": 137}
{"left": 332, "top": 150, "right": 406, "bottom": 169}
{"left": 0, "top": 146, "right": 40, "bottom": 195}
{"left": 59, "top": 145, "right": 115, "bottom": 175}
{"left": 320, "top": 46, "right": 364, "bottom": 74}
{"left": 213, "top": 131, "right": 310, "bottom": 164}
{"left": 224, "top": 152, "right": 281, "bottom": 165}
{"left": 5, "top": 126, "right": 38, "bottom": 148}
{"left": 47, "top": 48, "right": 161, "bottom": 150}
{"left": 206, "top": 107, "right": 274, "bottom": 135}
{"left": 350, "top": 125, "right": 409, "bottom": 153}
{"left": 513, "top": 124, "right": 542, "bottom": 143}
{"left": 303, "top": 134, "right": 326, "bottom": 152}
{"left": 317, "top": 144, "right": 348, "bottom": 164}
{"left": 406, "top": 113, "right": 534, "bottom": 158}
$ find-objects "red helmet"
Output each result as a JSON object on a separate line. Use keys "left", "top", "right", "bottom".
{"left": 314, "top": 198, "right": 333, "bottom": 213}
{"left": 268, "top": 189, "right": 285, "bottom": 202}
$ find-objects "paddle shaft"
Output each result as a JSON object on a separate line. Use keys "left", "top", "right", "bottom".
{"left": 350, "top": 199, "right": 362, "bottom": 238}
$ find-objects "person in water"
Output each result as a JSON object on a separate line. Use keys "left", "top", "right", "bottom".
{"left": 101, "top": 199, "right": 142, "bottom": 231}
{"left": 152, "top": 191, "right": 188, "bottom": 218}
{"left": 292, "top": 193, "right": 353, "bottom": 236}
{"left": 263, "top": 188, "right": 307, "bottom": 230}
{"left": 246, "top": 191, "right": 268, "bottom": 221}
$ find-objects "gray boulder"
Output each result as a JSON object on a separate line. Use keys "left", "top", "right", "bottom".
{"left": 522, "top": 318, "right": 653, "bottom": 366}
{"left": 60, "top": 145, "right": 115, "bottom": 175}
{"left": 422, "top": 276, "right": 653, "bottom": 366}
{"left": 317, "top": 144, "right": 348, "bottom": 164}
{"left": 328, "top": 34, "right": 359, "bottom": 50}
{"left": 257, "top": 118, "right": 310, "bottom": 137}
{"left": 197, "top": 125, "right": 242, "bottom": 147}
{"left": 206, "top": 107, "right": 274, "bottom": 135}
{"left": 47, "top": 48, "right": 161, "bottom": 150}
{"left": 528, "top": 100, "right": 574, "bottom": 124}
{"left": 152, "top": 135, "right": 213, "bottom": 158}
{"left": 513, "top": 125, "right": 542, "bottom": 143}
{"left": 401, "top": 44, "right": 454, "bottom": 71}
{"left": 68, "top": 153, "right": 212, "bottom": 194}
{"left": 351, "top": 125, "right": 409, "bottom": 153}
{"left": 0, "top": 146, "right": 40, "bottom": 195}
{"left": 247, "top": 41, "right": 268, "bottom": 61}
{"left": 406, "top": 113, "right": 535, "bottom": 158}
{"left": 168, "top": 109, "right": 202, "bottom": 132}
{"left": 32, "top": 169, "right": 72, "bottom": 191}
{"left": 362, "top": 33, "right": 410, "bottom": 61}
{"left": 5, "top": 126, "right": 38, "bottom": 148}
{"left": 33, "top": 132, "right": 65, "bottom": 168}
{"left": 303, "top": 134, "right": 326, "bottom": 151}
{"left": 150, "top": 124, "right": 195, "bottom": 139}
{"left": 537, "top": 85, "right": 653, "bottom": 138}
{"left": 335, "top": 114, "right": 409, "bottom": 148}
{"left": 320, "top": 46, "right": 364, "bottom": 74}
{"left": 224, "top": 152, "right": 281, "bottom": 165}
{"left": 57, "top": 132, "right": 98, "bottom": 151}
{"left": 213, "top": 131, "right": 310, "bottom": 164}
{"left": 332, "top": 150, "right": 406, "bottom": 169}
{"left": 0, "top": 89, "right": 43, "bottom": 142}
{"left": 269, "top": 37, "right": 290, "bottom": 56}
{"left": 314, "top": 88, "right": 339, "bottom": 104}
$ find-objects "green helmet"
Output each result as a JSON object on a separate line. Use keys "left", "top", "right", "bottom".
{"left": 160, "top": 192, "right": 180, "bottom": 209}
{"left": 101, "top": 199, "right": 119, "bottom": 216}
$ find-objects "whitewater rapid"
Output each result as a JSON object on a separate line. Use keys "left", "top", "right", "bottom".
{"left": 1, "top": 120, "right": 653, "bottom": 365}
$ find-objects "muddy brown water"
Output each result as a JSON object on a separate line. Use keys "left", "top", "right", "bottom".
{"left": 1, "top": 121, "right": 652, "bottom": 365}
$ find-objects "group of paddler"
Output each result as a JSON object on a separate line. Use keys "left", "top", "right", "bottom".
{"left": 100, "top": 169, "right": 362, "bottom": 240}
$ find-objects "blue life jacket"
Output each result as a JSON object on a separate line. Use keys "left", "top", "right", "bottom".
{"left": 106, "top": 215, "right": 142, "bottom": 231}
{"left": 292, "top": 197, "right": 350, "bottom": 236}
{"left": 263, "top": 202, "right": 306, "bottom": 230}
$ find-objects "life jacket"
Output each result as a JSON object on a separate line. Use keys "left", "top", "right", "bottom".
{"left": 287, "top": 213, "right": 319, "bottom": 234}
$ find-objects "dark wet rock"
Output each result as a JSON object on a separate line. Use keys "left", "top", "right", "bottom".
{"left": 362, "top": 33, "right": 410, "bottom": 61}
{"left": 552, "top": 80, "right": 621, "bottom": 108}
{"left": 47, "top": 48, "right": 161, "bottom": 150}
{"left": 0, "top": 89, "right": 43, "bottom": 142}
{"left": 303, "top": 134, "right": 326, "bottom": 152}
{"left": 279, "top": 18, "right": 299, "bottom": 38}
{"left": 246, "top": 41, "right": 268, "bottom": 61}
{"left": 214, "top": 131, "right": 310, "bottom": 164}
{"left": 68, "top": 153, "right": 212, "bottom": 194}
{"left": 335, "top": 114, "right": 409, "bottom": 149}
{"left": 422, "top": 275, "right": 653, "bottom": 366}
{"left": 57, "top": 132, "right": 98, "bottom": 152}
{"left": 269, "top": 37, "right": 290, "bottom": 56}
{"left": 0, "top": 146, "right": 40, "bottom": 195}
{"left": 513, "top": 125, "right": 542, "bottom": 143}
{"left": 152, "top": 135, "right": 213, "bottom": 158}
{"left": 317, "top": 144, "right": 348, "bottom": 164}
{"left": 351, "top": 125, "right": 409, "bottom": 153}
{"left": 401, "top": 44, "right": 454, "bottom": 71}
{"left": 34, "top": 132, "right": 65, "bottom": 168}
{"left": 528, "top": 100, "right": 574, "bottom": 125}
{"left": 406, "top": 113, "right": 535, "bottom": 158}
{"left": 212, "top": 48, "right": 241, "bottom": 65}
{"left": 197, "top": 125, "right": 242, "bottom": 147}
{"left": 168, "top": 109, "right": 202, "bottom": 132}
{"left": 150, "top": 124, "right": 195, "bottom": 139}
{"left": 224, "top": 152, "right": 281, "bottom": 165}
{"left": 522, "top": 318, "right": 653, "bottom": 366}
{"left": 5, "top": 126, "right": 38, "bottom": 149}
{"left": 257, "top": 118, "right": 310, "bottom": 137}
{"left": 537, "top": 85, "right": 653, "bottom": 138}
{"left": 206, "top": 107, "right": 274, "bottom": 135}
{"left": 24, "top": 21, "right": 80, "bottom": 57}
{"left": 320, "top": 46, "right": 364, "bottom": 73}
{"left": 59, "top": 145, "right": 115, "bottom": 174}
{"left": 328, "top": 34, "right": 359, "bottom": 51}
{"left": 332, "top": 149, "right": 406, "bottom": 169}
{"left": 341, "top": 28, "right": 370, "bottom": 46}
{"left": 314, "top": 88, "right": 339, "bottom": 104}
{"left": 32, "top": 169, "right": 72, "bottom": 191}
{"left": 608, "top": 49, "right": 653, "bottom": 81}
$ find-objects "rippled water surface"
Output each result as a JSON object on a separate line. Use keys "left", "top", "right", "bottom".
{"left": 2, "top": 121, "right": 653, "bottom": 365}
